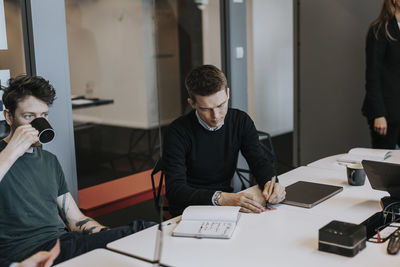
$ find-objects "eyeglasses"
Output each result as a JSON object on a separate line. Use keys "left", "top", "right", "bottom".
{"left": 368, "top": 202, "right": 400, "bottom": 243}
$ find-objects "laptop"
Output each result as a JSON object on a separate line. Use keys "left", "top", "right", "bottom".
{"left": 362, "top": 160, "right": 400, "bottom": 198}
{"left": 282, "top": 181, "right": 343, "bottom": 208}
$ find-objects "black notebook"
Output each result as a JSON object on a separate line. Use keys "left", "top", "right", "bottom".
{"left": 283, "top": 181, "right": 343, "bottom": 208}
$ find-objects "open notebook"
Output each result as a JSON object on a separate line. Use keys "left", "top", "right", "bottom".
{"left": 337, "top": 148, "right": 391, "bottom": 164}
{"left": 172, "top": 206, "right": 240, "bottom": 239}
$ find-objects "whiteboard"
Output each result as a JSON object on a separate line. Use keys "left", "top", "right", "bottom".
{"left": 0, "top": 0, "right": 7, "bottom": 50}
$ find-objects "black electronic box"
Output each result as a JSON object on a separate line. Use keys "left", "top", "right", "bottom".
{"left": 318, "top": 220, "right": 366, "bottom": 257}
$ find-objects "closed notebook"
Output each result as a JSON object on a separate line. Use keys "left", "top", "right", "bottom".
{"left": 283, "top": 181, "right": 343, "bottom": 208}
{"left": 172, "top": 206, "right": 241, "bottom": 239}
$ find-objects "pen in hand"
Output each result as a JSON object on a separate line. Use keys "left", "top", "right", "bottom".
{"left": 265, "top": 176, "right": 276, "bottom": 209}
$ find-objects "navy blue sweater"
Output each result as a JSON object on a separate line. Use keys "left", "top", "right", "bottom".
{"left": 163, "top": 108, "right": 275, "bottom": 215}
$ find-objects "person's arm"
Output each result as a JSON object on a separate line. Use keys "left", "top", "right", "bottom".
{"left": 16, "top": 252, "right": 54, "bottom": 267}
{"left": 0, "top": 125, "right": 39, "bottom": 183}
{"left": 218, "top": 191, "right": 266, "bottom": 213}
{"left": 365, "top": 26, "right": 388, "bottom": 135}
{"left": 16, "top": 239, "right": 60, "bottom": 267}
{"left": 3, "top": 242, "right": 59, "bottom": 267}
{"left": 56, "top": 192, "right": 107, "bottom": 233}
{"left": 163, "top": 125, "right": 215, "bottom": 208}
{"left": 239, "top": 114, "right": 285, "bottom": 204}
{"left": 163, "top": 120, "right": 267, "bottom": 213}
{"left": 0, "top": 257, "right": 12, "bottom": 267}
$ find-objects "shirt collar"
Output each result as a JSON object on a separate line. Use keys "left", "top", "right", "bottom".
{"left": 195, "top": 111, "right": 224, "bottom": 131}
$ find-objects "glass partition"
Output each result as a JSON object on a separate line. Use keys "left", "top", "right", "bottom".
{"left": 65, "top": 0, "right": 221, "bottom": 189}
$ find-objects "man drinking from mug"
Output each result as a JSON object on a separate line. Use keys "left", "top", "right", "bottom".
{"left": 0, "top": 75, "right": 154, "bottom": 265}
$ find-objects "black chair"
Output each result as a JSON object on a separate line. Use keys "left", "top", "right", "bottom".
{"left": 0, "top": 120, "right": 9, "bottom": 139}
{"left": 151, "top": 159, "right": 170, "bottom": 219}
{"left": 236, "top": 131, "right": 277, "bottom": 190}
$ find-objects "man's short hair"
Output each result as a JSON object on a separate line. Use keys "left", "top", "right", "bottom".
{"left": 2, "top": 75, "right": 56, "bottom": 115}
{"left": 185, "top": 65, "right": 227, "bottom": 103}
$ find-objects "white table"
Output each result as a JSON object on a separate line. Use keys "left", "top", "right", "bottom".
{"left": 107, "top": 166, "right": 398, "bottom": 267}
{"left": 307, "top": 150, "right": 400, "bottom": 171}
{"left": 54, "top": 249, "right": 152, "bottom": 267}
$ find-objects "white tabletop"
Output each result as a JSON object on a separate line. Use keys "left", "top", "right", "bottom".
{"left": 54, "top": 249, "right": 152, "bottom": 267}
{"left": 107, "top": 166, "right": 398, "bottom": 267}
{"left": 307, "top": 150, "right": 400, "bottom": 171}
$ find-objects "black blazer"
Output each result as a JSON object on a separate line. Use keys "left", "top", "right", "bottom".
{"left": 362, "top": 17, "right": 400, "bottom": 123}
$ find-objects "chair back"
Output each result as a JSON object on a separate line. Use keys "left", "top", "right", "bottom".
{"left": 150, "top": 159, "right": 169, "bottom": 218}
{"left": 257, "top": 131, "right": 277, "bottom": 169}
{"left": 236, "top": 130, "right": 277, "bottom": 190}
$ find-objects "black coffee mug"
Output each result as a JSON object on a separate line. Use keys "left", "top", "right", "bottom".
{"left": 30, "top": 117, "right": 55, "bottom": 144}
{"left": 346, "top": 163, "right": 366, "bottom": 186}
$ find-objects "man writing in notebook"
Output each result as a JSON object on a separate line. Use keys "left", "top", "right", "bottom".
{"left": 163, "top": 65, "right": 286, "bottom": 216}
{"left": 0, "top": 75, "right": 154, "bottom": 264}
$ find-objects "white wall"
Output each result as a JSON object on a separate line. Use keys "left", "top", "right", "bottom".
{"left": 66, "top": 0, "right": 181, "bottom": 129}
{"left": 202, "top": 0, "right": 221, "bottom": 68}
{"left": 296, "top": 0, "right": 381, "bottom": 165}
{"left": 153, "top": 0, "right": 182, "bottom": 127}
{"left": 30, "top": 0, "right": 78, "bottom": 200}
{"left": 249, "top": 0, "right": 293, "bottom": 136}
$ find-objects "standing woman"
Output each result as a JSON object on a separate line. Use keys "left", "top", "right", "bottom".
{"left": 362, "top": 0, "right": 400, "bottom": 149}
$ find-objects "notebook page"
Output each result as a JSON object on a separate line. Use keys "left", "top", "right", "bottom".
{"left": 173, "top": 220, "right": 236, "bottom": 238}
{"left": 181, "top": 206, "right": 240, "bottom": 222}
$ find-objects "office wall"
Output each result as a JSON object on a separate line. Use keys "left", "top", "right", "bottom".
{"left": 29, "top": 0, "right": 78, "bottom": 199}
{"left": 202, "top": 0, "right": 221, "bottom": 68}
{"left": 66, "top": 0, "right": 181, "bottom": 129}
{"left": 295, "top": 0, "right": 382, "bottom": 165}
{"left": 154, "top": 0, "right": 182, "bottom": 127}
{"left": 0, "top": 0, "right": 25, "bottom": 77}
{"left": 247, "top": 0, "right": 294, "bottom": 136}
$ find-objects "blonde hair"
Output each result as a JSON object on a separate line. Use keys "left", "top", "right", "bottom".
{"left": 369, "top": 0, "right": 398, "bottom": 40}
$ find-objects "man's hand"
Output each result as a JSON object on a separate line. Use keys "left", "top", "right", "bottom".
{"left": 0, "top": 125, "right": 39, "bottom": 183}
{"left": 263, "top": 182, "right": 286, "bottom": 204}
{"left": 18, "top": 239, "right": 60, "bottom": 267}
{"left": 374, "top": 117, "right": 387, "bottom": 136}
{"left": 219, "top": 192, "right": 266, "bottom": 213}
{"left": 5, "top": 125, "right": 39, "bottom": 158}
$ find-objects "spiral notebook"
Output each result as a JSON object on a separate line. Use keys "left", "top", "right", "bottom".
{"left": 172, "top": 206, "right": 241, "bottom": 239}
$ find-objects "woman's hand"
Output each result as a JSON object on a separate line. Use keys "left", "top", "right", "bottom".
{"left": 374, "top": 117, "right": 387, "bottom": 136}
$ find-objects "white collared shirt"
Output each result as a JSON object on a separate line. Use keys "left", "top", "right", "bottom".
{"left": 195, "top": 111, "right": 224, "bottom": 131}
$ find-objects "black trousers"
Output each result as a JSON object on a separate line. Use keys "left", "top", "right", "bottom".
{"left": 33, "top": 220, "right": 156, "bottom": 265}
{"left": 368, "top": 120, "right": 400, "bottom": 149}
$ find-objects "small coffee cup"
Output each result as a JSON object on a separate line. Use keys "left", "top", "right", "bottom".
{"left": 30, "top": 117, "right": 55, "bottom": 144}
{"left": 346, "top": 163, "right": 366, "bottom": 186}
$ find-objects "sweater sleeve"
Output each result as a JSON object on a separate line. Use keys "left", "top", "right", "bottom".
{"left": 365, "top": 26, "right": 388, "bottom": 119}
{"left": 0, "top": 258, "right": 12, "bottom": 267}
{"left": 163, "top": 124, "right": 215, "bottom": 210}
{"left": 240, "top": 114, "right": 276, "bottom": 189}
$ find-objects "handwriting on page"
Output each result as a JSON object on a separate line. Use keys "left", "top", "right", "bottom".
{"left": 198, "top": 221, "right": 233, "bottom": 236}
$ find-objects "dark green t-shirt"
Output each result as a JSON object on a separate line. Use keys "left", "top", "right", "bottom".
{"left": 0, "top": 140, "right": 69, "bottom": 261}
